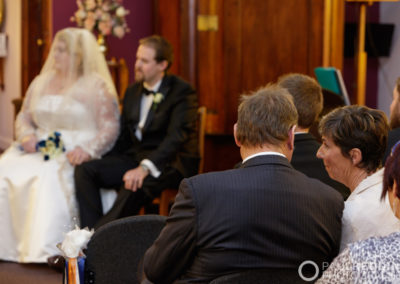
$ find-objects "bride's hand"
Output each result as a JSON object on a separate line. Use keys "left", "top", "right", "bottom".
{"left": 66, "top": 146, "right": 91, "bottom": 166}
{"left": 21, "top": 134, "right": 38, "bottom": 153}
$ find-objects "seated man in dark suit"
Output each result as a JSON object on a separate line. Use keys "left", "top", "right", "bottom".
{"left": 278, "top": 73, "right": 350, "bottom": 200}
{"left": 143, "top": 85, "right": 344, "bottom": 283}
{"left": 383, "top": 77, "right": 400, "bottom": 163}
{"left": 75, "top": 35, "right": 199, "bottom": 229}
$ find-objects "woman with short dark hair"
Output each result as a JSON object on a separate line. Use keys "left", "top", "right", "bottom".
{"left": 317, "top": 105, "right": 399, "bottom": 251}
{"left": 317, "top": 141, "right": 400, "bottom": 283}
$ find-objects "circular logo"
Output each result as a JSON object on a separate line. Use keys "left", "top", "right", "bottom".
{"left": 298, "top": 260, "right": 319, "bottom": 282}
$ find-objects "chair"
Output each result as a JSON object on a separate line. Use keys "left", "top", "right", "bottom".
{"left": 84, "top": 215, "right": 166, "bottom": 284}
{"left": 11, "top": 98, "right": 23, "bottom": 120}
{"left": 143, "top": 106, "right": 207, "bottom": 216}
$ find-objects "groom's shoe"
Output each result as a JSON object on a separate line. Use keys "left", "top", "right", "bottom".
{"left": 47, "top": 255, "right": 65, "bottom": 273}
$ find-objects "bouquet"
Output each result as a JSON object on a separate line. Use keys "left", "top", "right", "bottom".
{"left": 71, "top": 0, "right": 130, "bottom": 39}
{"left": 36, "top": 131, "right": 65, "bottom": 161}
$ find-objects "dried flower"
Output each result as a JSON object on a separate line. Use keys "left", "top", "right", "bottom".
{"left": 71, "top": 0, "right": 129, "bottom": 38}
{"left": 116, "top": 6, "right": 127, "bottom": 17}
{"left": 113, "top": 25, "right": 125, "bottom": 39}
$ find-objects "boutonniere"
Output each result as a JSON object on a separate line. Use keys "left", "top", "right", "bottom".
{"left": 36, "top": 131, "right": 66, "bottom": 161}
{"left": 152, "top": 92, "right": 164, "bottom": 111}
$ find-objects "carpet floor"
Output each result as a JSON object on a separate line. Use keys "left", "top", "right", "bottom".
{"left": 0, "top": 261, "right": 62, "bottom": 284}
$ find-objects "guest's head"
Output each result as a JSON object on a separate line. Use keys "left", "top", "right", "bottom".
{"left": 389, "top": 77, "right": 400, "bottom": 129}
{"left": 135, "top": 35, "right": 173, "bottom": 85}
{"left": 277, "top": 73, "right": 323, "bottom": 131}
{"left": 234, "top": 84, "right": 298, "bottom": 160}
{"left": 317, "top": 105, "right": 388, "bottom": 190}
{"left": 382, "top": 141, "right": 400, "bottom": 219}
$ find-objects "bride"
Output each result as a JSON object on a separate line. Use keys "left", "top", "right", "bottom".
{"left": 0, "top": 28, "right": 120, "bottom": 263}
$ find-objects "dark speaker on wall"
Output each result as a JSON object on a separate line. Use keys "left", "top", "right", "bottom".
{"left": 344, "top": 23, "right": 395, "bottom": 58}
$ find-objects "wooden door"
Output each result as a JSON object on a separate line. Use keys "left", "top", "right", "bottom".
{"left": 21, "top": 0, "right": 52, "bottom": 96}
{"left": 195, "top": 0, "right": 325, "bottom": 134}
{"left": 155, "top": 0, "right": 339, "bottom": 171}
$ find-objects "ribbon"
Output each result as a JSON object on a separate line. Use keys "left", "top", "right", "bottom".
{"left": 64, "top": 257, "right": 85, "bottom": 284}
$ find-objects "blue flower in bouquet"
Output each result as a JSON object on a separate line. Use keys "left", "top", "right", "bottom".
{"left": 36, "top": 131, "right": 66, "bottom": 161}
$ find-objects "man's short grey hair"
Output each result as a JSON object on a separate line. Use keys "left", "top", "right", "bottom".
{"left": 236, "top": 84, "right": 298, "bottom": 147}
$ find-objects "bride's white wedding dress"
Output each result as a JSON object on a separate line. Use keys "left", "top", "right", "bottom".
{"left": 0, "top": 74, "right": 119, "bottom": 262}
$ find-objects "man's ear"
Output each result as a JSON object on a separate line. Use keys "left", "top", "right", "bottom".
{"left": 234, "top": 123, "right": 241, "bottom": 147}
{"left": 391, "top": 181, "right": 400, "bottom": 218}
{"left": 349, "top": 148, "right": 362, "bottom": 165}
{"left": 394, "top": 181, "right": 399, "bottom": 197}
{"left": 158, "top": 60, "right": 168, "bottom": 72}
{"left": 287, "top": 125, "right": 296, "bottom": 151}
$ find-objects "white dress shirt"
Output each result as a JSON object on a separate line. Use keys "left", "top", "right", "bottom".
{"left": 242, "top": 151, "right": 286, "bottom": 163}
{"left": 135, "top": 80, "right": 162, "bottom": 178}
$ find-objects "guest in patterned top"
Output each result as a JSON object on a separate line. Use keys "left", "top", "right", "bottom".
{"left": 317, "top": 140, "right": 400, "bottom": 283}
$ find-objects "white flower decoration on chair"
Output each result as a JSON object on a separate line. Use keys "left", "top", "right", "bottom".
{"left": 59, "top": 226, "right": 94, "bottom": 258}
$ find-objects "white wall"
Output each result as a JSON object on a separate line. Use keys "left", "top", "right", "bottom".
{"left": 378, "top": 3, "right": 400, "bottom": 116}
{"left": 0, "top": 0, "right": 21, "bottom": 149}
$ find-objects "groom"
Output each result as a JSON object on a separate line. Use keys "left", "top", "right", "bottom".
{"left": 75, "top": 35, "right": 199, "bottom": 229}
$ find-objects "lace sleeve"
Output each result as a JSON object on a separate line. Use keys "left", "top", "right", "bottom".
{"left": 316, "top": 247, "right": 354, "bottom": 283}
{"left": 15, "top": 77, "right": 40, "bottom": 141}
{"left": 79, "top": 76, "right": 120, "bottom": 159}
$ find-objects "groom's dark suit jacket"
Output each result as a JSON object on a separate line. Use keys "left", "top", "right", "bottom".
{"left": 383, "top": 127, "right": 400, "bottom": 164}
{"left": 112, "top": 74, "right": 199, "bottom": 181}
{"left": 144, "top": 155, "right": 344, "bottom": 284}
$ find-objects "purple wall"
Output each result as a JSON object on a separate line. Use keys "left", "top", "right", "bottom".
{"left": 343, "top": 3, "right": 379, "bottom": 107}
{"left": 52, "top": 0, "right": 154, "bottom": 84}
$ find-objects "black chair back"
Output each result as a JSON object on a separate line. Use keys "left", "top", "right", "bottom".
{"left": 84, "top": 215, "right": 166, "bottom": 284}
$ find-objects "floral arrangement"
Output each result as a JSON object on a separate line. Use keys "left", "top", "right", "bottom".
{"left": 71, "top": 0, "right": 130, "bottom": 39}
{"left": 58, "top": 226, "right": 94, "bottom": 284}
{"left": 152, "top": 92, "right": 164, "bottom": 111}
{"left": 36, "top": 131, "right": 65, "bottom": 161}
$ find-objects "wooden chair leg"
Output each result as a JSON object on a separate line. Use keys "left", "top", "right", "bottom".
{"left": 139, "top": 207, "right": 145, "bottom": 215}
{"left": 159, "top": 189, "right": 178, "bottom": 216}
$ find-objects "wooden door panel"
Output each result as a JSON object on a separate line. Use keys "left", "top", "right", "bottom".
{"left": 196, "top": 0, "right": 225, "bottom": 133}
{"left": 222, "top": 0, "right": 242, "bottom": 134}
{"left": 240, "top": 0, "right": 321, "bottom": 90}
{"left": 154, "top": 0, "right": 181, "bottom": 76}
{"left": 196, "top": 0, "right": 325, "bottom": 134}
{"left": 22, "top": 0, "right": 52, "bottom": 96}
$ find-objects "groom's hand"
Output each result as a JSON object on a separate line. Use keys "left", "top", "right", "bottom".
{"left": 123, "top": 166, "right": 149, "bottom": 192}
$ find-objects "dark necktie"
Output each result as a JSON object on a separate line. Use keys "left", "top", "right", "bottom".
{"left": 143, "top": 88, "right": 155, "bottom": 96}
